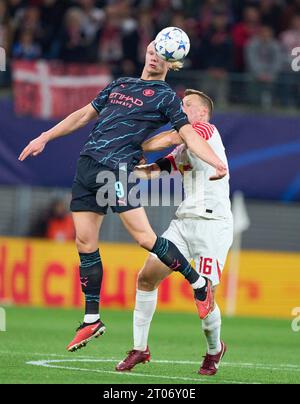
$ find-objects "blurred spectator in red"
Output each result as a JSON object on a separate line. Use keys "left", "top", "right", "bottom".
{"left": 29, "top": 199, "right": 75, "bottom": 241}
{"left": 45, "top": 199, "right": 75, "bottom": 241}
{"left": 12, "top": 29, "right": 41, "bottom": 59}
{"left": 245, "top": 25, "right": 283, "bottom": 106}
{"left": 232, "top": 6, "right": 261, "bottom": 71}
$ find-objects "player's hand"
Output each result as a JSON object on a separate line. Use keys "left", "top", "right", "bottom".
{"left": 18, "top": 133, "right": 49, "bottom": 161}
{"left": 134, "top": 163, "right": 161, "bottom": 180}
{"left": 209, "top": 163, "right": 228, "bottom": 181}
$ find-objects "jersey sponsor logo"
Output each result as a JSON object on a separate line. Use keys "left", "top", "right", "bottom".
{"left": 109, "top": 92, "right": 144, "bottom": 108}
{"left": 143, "top": 89, "right": 155, "bottom": 97}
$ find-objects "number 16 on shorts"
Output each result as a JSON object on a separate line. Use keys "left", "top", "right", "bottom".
{"left": 197, "top": 257, "right": 222, "bottom": 286}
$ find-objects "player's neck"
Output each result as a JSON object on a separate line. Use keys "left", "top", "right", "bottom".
{"left": 140, "top": 68, "right": 167, "bottom": 82}
{"left": 192, "top": 115, "right": 209, "bottom": 124}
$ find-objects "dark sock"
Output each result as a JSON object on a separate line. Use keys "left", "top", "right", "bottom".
{"left": 151, "top": 237, "right": 200, "bottom": 285}
{"left": 194, "top": 278, "right": 208, "bottom": 301}
{"left": 79, "top": 250, "right": 103, "bottom": 316}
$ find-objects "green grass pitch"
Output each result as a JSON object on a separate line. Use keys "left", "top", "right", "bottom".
{"left": 0, "top": 307, "right": 299, "bottom": 384}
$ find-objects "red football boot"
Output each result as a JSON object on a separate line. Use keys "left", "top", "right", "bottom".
{"left": 67, "top": 320, "right": 106, "bottom": 352}
{"left": 198, "top": 341, "right": 227, "bottom": 376}
{"left": 116, "top": 347, "right": 151, "bottom": 372}
{"left": 194, "top": 277, "right": 214, "bottom": 320}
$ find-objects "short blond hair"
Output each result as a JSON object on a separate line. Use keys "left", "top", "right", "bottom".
{"left": 184, "top": 89, "right": 214, "bottom": 118}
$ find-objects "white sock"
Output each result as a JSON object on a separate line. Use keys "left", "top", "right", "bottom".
{"left": 84, "top": 314, "right": 100, "bottom": 324}
{"left": 133, "top": 289, "right": 158, "bottom": 351}
{"left": 191, "top": 276, "right": 206, "bottom": 289}
{"left": 202, "top": 304, "right": 222, "bottom": 355}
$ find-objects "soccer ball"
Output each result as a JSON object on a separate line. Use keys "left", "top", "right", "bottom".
{"left": 154, "top": 27, "right": 190, "bottom": 62}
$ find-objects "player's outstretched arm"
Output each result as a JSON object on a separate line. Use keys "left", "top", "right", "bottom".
{"left": 142, "top": 130, "right": 183, "bottom": 152}
{"left": 179, "top": 124, "right": 227, "bottom": 180}
{"left": 18, "top": 104, "right": 98, "bottom": 161}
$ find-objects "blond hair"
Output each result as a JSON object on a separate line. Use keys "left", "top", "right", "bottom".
{"left": 168, "top": 61, "right": 184, "bottom": 71}
{"left": 184, "top": 89, "right": 214, "bottom": 118}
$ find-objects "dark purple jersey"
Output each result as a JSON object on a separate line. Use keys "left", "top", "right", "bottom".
{"left": 81, "top": 77, "right": 189, "bottom": 170}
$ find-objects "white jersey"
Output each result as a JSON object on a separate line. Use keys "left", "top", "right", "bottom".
{"left": 166, "top": 122, "right": 232, "bottom": 220}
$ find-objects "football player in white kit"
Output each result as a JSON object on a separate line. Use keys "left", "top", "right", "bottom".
{"left": 116, "top": 89, "right": 233, "bottom": 376}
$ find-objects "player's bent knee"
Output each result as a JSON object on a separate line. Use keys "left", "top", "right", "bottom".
{"left": 136, "top": 235, "right": 153, "bottom": 251}
{"left": 137, "top": 271, "right": 158, "bottom": 291}
{"left": 75, "top": 235, "right": 98, "bottom": 254}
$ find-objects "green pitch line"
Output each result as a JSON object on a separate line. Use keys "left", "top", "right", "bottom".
{"left": 0, "top": 307, "right": 299, "bottom": 384}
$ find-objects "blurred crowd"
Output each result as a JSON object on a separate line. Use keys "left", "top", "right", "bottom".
{"left": 1, "top": 0, "right": 300, "bottom": 106}
{"left": 29, "top": 199, "right": 75, "bottom": 241}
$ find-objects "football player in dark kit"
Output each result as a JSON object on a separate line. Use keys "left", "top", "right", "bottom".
{"left": 19, "top": 42, "right": 227, "bottom": 353}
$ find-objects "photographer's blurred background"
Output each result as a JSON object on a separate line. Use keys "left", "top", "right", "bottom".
{"left": 0, "top": 0, "right": 299, "bottom": 318}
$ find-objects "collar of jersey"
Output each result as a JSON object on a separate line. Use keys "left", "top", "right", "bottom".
{"left": 138, "top": 78, "right": 167, "bottom": 85}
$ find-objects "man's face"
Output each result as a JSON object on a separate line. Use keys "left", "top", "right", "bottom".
{"left": 144, "top": 42, "right": 169, "bottom": 76}
{"left": 182, "top": 94, "right": 206, "bottom": 122}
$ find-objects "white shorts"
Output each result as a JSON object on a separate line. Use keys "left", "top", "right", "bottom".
{"left": 162, "top": 217, "right": 233, "bottom": 286}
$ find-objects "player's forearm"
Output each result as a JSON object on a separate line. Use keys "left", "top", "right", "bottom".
{"left": 179, "top": 124, "right": 224, "bottom": 168}
{"left": 42, "top": 109, "right": 90, "bottom": 143}
{"left": 142, "top": 130, "right": 182, "bottom": 152}
{"left": 18, "top": 105, "right": 97, "bottom": 161}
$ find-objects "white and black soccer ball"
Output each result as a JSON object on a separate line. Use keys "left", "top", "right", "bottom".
{"left": 154, "top": 27, "right": 190, "bottom": 62}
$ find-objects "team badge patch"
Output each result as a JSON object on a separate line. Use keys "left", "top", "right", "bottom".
{"left": 143, "top": 89, "right": 155, "bottom": 97}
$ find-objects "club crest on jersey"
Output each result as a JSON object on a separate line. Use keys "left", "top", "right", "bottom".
{"left": 143, "top": 89, "right": 155, "bottom": 97}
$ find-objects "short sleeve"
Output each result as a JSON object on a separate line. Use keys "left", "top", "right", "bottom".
{"left": 192, "top": 122, "right": 215, "bottom": 140}
{"left": 91, "top": 80, "right": 116, "bottom": 114}
{"left": 161, "top": 91, "right": 189, "bottom": 131}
